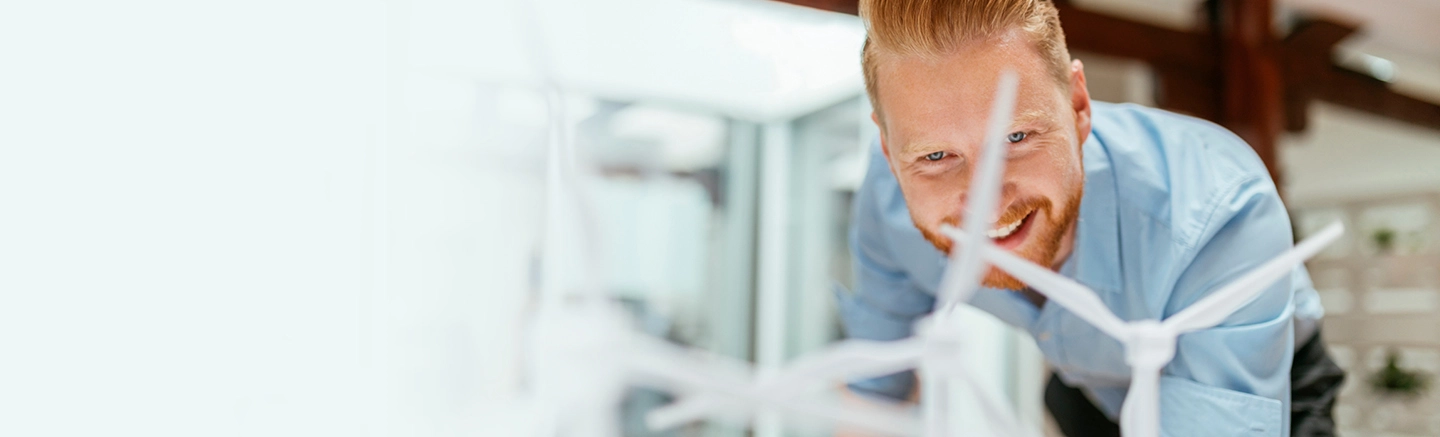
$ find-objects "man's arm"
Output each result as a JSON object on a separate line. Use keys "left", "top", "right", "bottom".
{"left": 835, "top": 242, "right": 935, "bottom": 400}
{"left": 1156, "top": 176, "right": 1296, "bottom": 436}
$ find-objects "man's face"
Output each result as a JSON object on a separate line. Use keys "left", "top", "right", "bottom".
{"left": 872, "top": 29, "right": 1092, "bottom": 290}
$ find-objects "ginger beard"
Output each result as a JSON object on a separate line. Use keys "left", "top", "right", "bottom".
{"left": 917, "top": 182, "right": 1083, "bottom": 290}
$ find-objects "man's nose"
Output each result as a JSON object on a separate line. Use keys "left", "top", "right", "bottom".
{"left": 956, "top": 184, "right": 1015, "bottom": 222}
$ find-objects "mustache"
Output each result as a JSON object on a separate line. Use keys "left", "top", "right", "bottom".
{"left": 939, "top": 197, "right": 1052, "bottom": 230}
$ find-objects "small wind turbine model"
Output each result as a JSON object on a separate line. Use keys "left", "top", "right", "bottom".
{"left": 519, "top": 9, "right": 927, "bottom": 434}
{"left": 521, "top": 85, "right": 925, "bottom": 437}
{"left": 647, "top": 71, "right": 1030, "bottom": 437}
{"left": 940, "top": 219, "right": 1343, "bottom": 437}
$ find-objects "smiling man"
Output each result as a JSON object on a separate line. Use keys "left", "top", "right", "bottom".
{"left": 835, "top": 0, "right": 1344, "bottom": 436}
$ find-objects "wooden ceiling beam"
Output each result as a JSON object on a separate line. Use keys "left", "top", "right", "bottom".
{"left": 1283, "top": 18, "right": 1358, "bottom": 57}
{"left": 1055, "top": 4, "right": 1218, "bottom": 74}
{"left": 1280, "top": 18, "right": 1358, "bottom": 131}
{"left": 1316, "top": 65, "right": 1440, "bottom": 130}
{"left": 1278, "top": 17, "right": 1440, "bottom": 132}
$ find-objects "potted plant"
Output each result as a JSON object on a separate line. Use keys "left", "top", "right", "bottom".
{"left": 1370, "top": 349, "right": 1431, "bottom": 400}
{"left": 1372, "top": 228, "right": 1397, "bottom": 254}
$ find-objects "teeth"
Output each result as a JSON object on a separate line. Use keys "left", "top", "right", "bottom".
{"left": 985, "top": 214, "right": 1025, "bottom": 239}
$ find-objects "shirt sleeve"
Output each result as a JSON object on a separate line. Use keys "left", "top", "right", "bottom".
{"left": 1157, "top": 176, "right": 1295, "bottom": 437}
{"left": 835, "top": 143, "right": 936, "bottom": 402}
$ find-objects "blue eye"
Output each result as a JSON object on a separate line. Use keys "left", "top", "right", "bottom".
{"left": 924, "top": 151, "right": 945, "bottom": 161}
{"left": 1007, "top": 131, "right": 1027, "bottom": 143}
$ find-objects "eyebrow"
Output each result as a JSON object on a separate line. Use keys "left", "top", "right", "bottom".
{"left": 1011, "top": 109, "right": 1048, "bottom": 128}
{"left": 897, "top": 140, "right": 950, "bottom": 157}
{"left": 895, "top": 109, "right": 1054, "bottom": 157}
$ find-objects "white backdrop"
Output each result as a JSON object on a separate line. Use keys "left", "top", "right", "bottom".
{"left": 0, "top": 1, "right": 391, "bottom": 435}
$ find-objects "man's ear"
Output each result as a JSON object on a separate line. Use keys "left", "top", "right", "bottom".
{"left": 1068, "top": 59, "right": 1092, "bottom": 146}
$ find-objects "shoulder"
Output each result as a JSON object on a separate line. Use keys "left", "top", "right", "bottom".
{"left": 1088, "top": 102, "right": 1276, "bottom": 251}
{"left": 853, "top": 139, "right": 908, "bottom": 236}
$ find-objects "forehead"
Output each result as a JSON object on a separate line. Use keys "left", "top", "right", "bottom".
{"left": 871, "top": 31, "right": 1061, "bottom": 143}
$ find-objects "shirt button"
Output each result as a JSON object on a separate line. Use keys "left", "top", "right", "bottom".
{"left": 1038, "top": 331, "right": 1052, "bottom": 342}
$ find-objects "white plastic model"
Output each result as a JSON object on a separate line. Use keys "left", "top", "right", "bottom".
{"left": 524, "top": 80, "right": 921, "bottom": 437}
{"left": 941, "top": 218, "right": 1343, "bottom": 437}
{"left": 520, "top": 3, "right": 923, "bottom": 433}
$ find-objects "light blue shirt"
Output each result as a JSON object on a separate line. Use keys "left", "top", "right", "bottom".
{"left": 838, "top": 102, "right": 1323, "bottom": 436}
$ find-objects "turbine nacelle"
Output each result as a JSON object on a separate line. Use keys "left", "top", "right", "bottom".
{"left": 1123, "top": 320, "right": 1177, "bottom": 371}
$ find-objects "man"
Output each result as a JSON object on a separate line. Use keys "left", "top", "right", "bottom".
{"left": 836, "top": 0, "right": 1345, "bottom": 435}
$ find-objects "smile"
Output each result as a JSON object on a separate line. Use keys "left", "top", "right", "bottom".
{"left": 986, "top": 209, "right": 1034, "bottom": 241}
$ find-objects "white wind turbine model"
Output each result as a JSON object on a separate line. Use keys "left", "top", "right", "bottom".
{"left": 519, "top": 55, "right": 937, "bottom": 437}
{"left": 939, "top": 203, "right": 1345, "bottom": 436}
{"left": 518, "top": 3, "right": 929, "bottom": 433}
{"left": 646, "top": 71, "right": 1028, "bottom": 437}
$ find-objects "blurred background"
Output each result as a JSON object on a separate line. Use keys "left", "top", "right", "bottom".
{"left": 2, "top": 0, "right": 1439, "bottom": 436}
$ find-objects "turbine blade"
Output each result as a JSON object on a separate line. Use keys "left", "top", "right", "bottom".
{"left": 645, "top": 385, "right": 919, "bottom": 436}
{"left": 624, "top": 332, "right": 755, "bottom": 390}
{"left": 1162, "top": 221, "right": 1344, "bottom": 333}
{"left": 646, "top": 396, "right": 736, "bottom": 431}
{"left": 943, "top": 225, "right": 1130, "bottom": 341}
{"left": 640, "top": 337, "right": 923, "bottom": 430}
{"left": 629, "top": 345, "right": 920, "bottom": 436}
{"left": 940, "top": 70, "right": 1021, "bottom": 309}
{"left": 759, "top": 337, "right": 926, "bottom": 395}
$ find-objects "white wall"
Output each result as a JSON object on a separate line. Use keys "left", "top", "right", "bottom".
{"left": 0, "top": 1, "right": 391, "bottom": 436}
{"left": 0, "top": 1, "right": 557, "bottom": 435}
